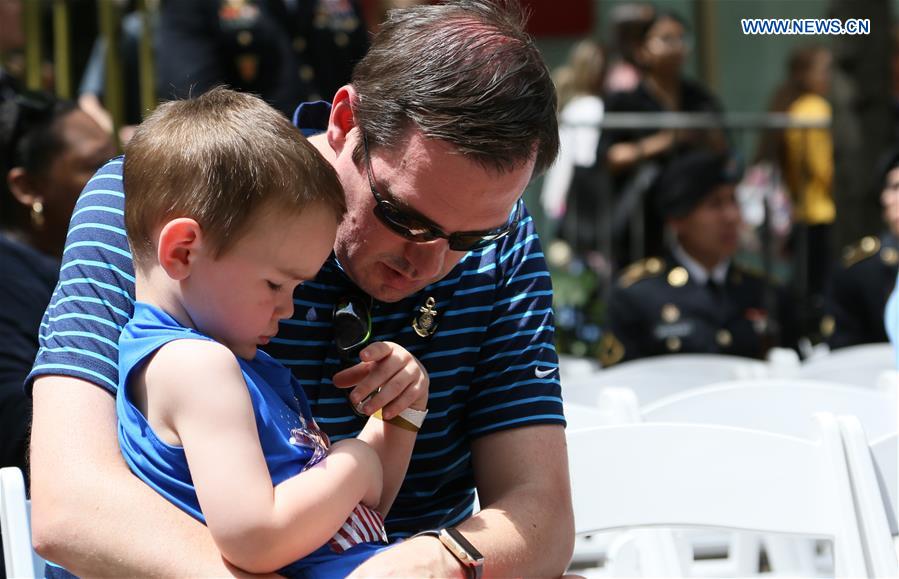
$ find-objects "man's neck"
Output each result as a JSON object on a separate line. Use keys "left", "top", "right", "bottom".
{"left": 671, "top": 242, "right": 729, "bottom": 285}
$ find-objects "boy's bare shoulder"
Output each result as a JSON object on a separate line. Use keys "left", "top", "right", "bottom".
{"left": 144, "top": 338, "right": 244, "bottom": 398}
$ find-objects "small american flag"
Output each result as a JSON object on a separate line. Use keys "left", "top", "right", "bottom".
{"left": 327, "top": 503, "right": 389, "bottom": 553}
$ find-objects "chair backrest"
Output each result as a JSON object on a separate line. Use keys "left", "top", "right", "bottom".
{"left": 559, "top": 354, "right": 601, "bottom": 383}
{"left": 798, "top": 343, "right": 895, "bottom": 387}
{"left": 567, "top": 415, "right": 869, "bottom": 577}
{"left": 1, "top": 467, "right": 43, "bottom": 578}
{"left": 640, "top": 379, "right": 898, "bottom": 440}
{"left": 870, "top": 432, "right": 898, "bottom": 535}
{"left": 837, "top": 417, "right": 899, "bottom": 576}
{"left": 563, "top": 401, "right": 612, "bottom": 432}
{"left": 564, "top": 354, "right": 768, "bottom": 408}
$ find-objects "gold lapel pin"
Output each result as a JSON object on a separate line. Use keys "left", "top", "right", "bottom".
{"left": 413, "top": 297, "right": 439, "bottom": 338}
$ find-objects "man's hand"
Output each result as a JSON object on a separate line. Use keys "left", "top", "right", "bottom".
{"left": 332, "top": 341, "right": 429, "bottom": 418}
{"left": 347, "top": 535, "right": 466, "bottom": 579}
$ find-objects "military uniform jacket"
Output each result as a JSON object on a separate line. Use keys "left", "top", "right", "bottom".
{"left": 824, "top": 233, "right": 899, "bottom": 349}
{"left": 157, "top": 0, "right": 368, "bottom": 116}
{"left": 599, "top": 254, "right": 795, "bottom": 367}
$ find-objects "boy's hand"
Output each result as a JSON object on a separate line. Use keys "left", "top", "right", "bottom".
{"left": 332, "top": 341, "right": 429, "bottom": 419}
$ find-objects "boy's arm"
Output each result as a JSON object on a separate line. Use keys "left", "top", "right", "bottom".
{"left": 159, "top": 340, "right": 381, "bottom": 574}
{"left": 332, "top": 341, "right": 429, "bottom": 515}
{"left": 29, "top": 376, "right": 252, "bottom": 577}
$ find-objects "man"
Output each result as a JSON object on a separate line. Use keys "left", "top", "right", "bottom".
{"left": 599, "top": 149, "right": 796, "bottom": 366}
{"left": 28, "top": 1, "right": 574, "bottom": 577}
{"left": 823, "top": 151, "right": 899, "bottom": 348}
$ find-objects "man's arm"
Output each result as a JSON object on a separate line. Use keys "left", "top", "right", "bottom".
{"left": 30, "top": 376, "right": 255, "bottom": 577}
{"left": 347, "top": 424, "right": 574, "bottom": 578}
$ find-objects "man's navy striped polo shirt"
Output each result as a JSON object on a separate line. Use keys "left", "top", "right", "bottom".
{"left": 28, "top": 111, "right": 565, "bottom": 539}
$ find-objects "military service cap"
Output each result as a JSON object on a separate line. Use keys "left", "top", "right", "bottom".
{"left": 655, "top": 149, "right": 742, "bottom": 219}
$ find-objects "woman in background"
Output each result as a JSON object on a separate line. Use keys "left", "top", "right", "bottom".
{"left": 541, "top": 38, "right": 605, "bottom": 256}
{"left": 599, "top": 9, "right": 727, "bottom": 267}
{"left": 762, "top": 44, "right": 834, "bottom": 308}
{"left": 0, "top": 90, "right": 114, "bottom": 476}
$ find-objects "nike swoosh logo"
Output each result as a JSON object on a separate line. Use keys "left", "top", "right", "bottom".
{"left": 534, "top": 367, "right": 555, "bottom": 379}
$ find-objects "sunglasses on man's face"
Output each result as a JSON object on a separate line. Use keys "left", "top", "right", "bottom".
{"left": 361, "top": 133, "right": 522, "bottom": 252}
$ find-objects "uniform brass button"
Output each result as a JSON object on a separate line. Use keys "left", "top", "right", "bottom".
{"left": 667, "top": 267, "right": 689, "bottom": 287}
{"left": 646, "top": 258, "right": 662, "bottom": 274}
{"left": 661, "top": 304, "right": 680, "bottom": 323}
{"left": 237, "top": 31, "right": 253, "bottom": 46}
{"left": 716, "top": 329, "right": 732, "bottom": 347}
{"left": 862, "top": 236, "right": 877, "bottom": 252}
{"left": 299, "top": 65, "right": 315, "bottom": 81}
{"left": 882, "top": 247, "right": 899, "bottom": 265}
{"left": 334, "top": 32, "right": 349, "bottom": 47}
{"left": 293, "top": 37, "right": 307, "bottom": 52}
{"left": 665, "top": 336, "right": 681, "bottom": 352}
{"left": 820, "top": 315, "right": 836, "bottom": 337}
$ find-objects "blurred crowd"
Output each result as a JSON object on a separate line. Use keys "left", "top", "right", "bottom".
{"left": 543, "top": 2, "right": 899, "bottom": 370}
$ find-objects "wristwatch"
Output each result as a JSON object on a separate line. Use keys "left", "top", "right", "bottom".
{"left": 413, "top": 527, "right": 484, "bottom": 578}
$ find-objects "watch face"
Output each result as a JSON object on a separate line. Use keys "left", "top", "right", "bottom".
{"left": 443, "top": 527, "right": 484, "bottom": 561}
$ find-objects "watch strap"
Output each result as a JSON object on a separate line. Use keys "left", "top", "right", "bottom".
{"left": 410, "top": 528, "right": 483, "bottom": 579}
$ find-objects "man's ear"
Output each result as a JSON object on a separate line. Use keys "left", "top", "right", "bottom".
{"left": 327, "top": 85, "right": 358, "bottom": 156}
{"left": 157, "top": 218, "right": 203, "bottom": 281}
{"left": 7, "top": 167, "right": 40, "bottom": 207}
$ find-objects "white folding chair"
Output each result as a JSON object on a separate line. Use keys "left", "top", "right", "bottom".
{"left": 564, "top": 400, "right": 661, "bottom": 572}
{"left": 798, "top": 342, "right": 896, "bottom": 387}
{"left": 1, "top": 467, "right": 44, "bottom": 579}
{"left": 559, "top": 354, "right": 601, "bottom": 383}
{"left": 871, "top": 432, "right": 898, "bottom": 536}
{"left": 641, "top": 378, "right": 898, "bottom": 440}
{"left": 636, "top": 379, "right": 897, "bottom": 574}
{"left": 837, "top": 416, "right": 899, "bottom": 577}
{"left": 568, "top": 415, "right": 871, "bottom": 578}
{"left": 564, "top": 354, "right": 768, "bottom": 408}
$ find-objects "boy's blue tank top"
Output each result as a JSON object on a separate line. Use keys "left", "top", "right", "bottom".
{"left": 116, "top": 302, "right": 387, "bottom": 578}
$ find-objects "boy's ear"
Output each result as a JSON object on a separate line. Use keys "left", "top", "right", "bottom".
{"left": 327, "top": 85, "right": 358, "bottom": 156}
{"left": 157, "top": 218, "right": 203, "bottom": 281}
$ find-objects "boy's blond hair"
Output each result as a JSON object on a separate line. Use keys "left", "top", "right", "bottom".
{"left": 124, "top": 87, "right": 345, "bottom": 267}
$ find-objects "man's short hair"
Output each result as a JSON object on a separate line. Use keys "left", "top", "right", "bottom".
{"left": 124, "top": 87, "right": 345, "bottom": 267}
{"left": 351, "top": 0, "right": 559, "bottom": 176}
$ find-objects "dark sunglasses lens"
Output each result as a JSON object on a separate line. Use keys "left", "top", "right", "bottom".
{"left": 375, "top": 202, "right": 436, "bottom": 242}
{"left": 449, "top": 229, "right": 513, "bottom": 251}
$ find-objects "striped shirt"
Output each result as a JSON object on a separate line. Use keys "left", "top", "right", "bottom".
{"left": 29, "top": 107, "right": 565, "bottom": 539}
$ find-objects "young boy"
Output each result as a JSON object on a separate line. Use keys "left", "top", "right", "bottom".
{"left": 115, "top": 88, "right": 427, "bottom": 577}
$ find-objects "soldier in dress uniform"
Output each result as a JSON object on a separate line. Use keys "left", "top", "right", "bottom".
{"left": 156, "top": 0, "right": 369, "bottom": 117}
{"left": 599, "top": 149, "right": 798, "bottom": 367}
{"left": 822, "top": 151, "right": 899, "bottom": 348}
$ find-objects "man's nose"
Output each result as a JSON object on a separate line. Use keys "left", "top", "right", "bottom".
{"left": 403, "top": 239, "right": 448, "bottom": 280}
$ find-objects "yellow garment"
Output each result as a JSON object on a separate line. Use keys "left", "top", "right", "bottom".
{"left": 784, "top": 94, "right": 835, "bottom": 225}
